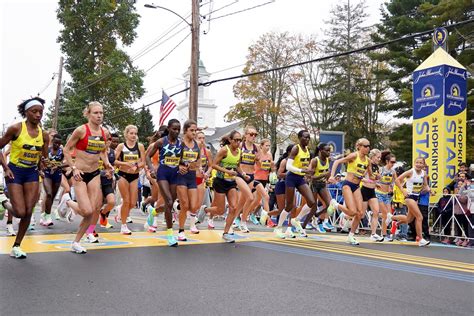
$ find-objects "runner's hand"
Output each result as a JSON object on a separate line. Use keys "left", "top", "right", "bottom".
{"left": 73, "top": 168, "right": 83, "bottom": 182}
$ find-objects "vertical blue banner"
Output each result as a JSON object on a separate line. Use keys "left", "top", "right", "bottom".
{"left": 319, "top": 131, "right": 345, "bottom": 174}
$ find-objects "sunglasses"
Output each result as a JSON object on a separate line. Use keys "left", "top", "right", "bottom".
{"left": 233, "top": 138, "right": 242, "bottom": 142}
{"left": 248, "top": 133, "right": 258, "bottom": 137}
{"left": 362, "top": 144, "right": 370, "bottom": 148}
{"left": 389, "top": 160, "right": 396, "bottom": 163}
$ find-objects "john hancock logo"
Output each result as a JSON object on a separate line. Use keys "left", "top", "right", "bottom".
{"left": 416, "top": 84, "right": 440, "bottom": 111}
{"left": 447, "top": 83, "right": 464, "bottom": 109}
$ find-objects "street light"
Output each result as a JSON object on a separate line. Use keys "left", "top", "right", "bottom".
{"left": 145, "top": 2, "right": 200, "bottom": 122}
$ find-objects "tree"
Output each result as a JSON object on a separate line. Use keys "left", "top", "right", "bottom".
{"left": 48, "top": 0, "right": 145, "bottom": 135}
{"left": 226, "top": 32, "right": 298, "bottom": 156}
{"left": 388, "top": 123, "right": 412, "bottom": 167}
{"left": 134, "top": 106, "right": 155, "bottom": 147}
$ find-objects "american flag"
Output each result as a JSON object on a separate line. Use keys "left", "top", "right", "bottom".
{"left": 159, "top": 91, "right": 177, "bottom": 126}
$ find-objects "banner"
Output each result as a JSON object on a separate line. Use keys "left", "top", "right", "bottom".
{"left": 319, "top": 130, "right": 345, "bottom": 174}
{"left": 412, "top": 48, "right": 467, "bottom": 203}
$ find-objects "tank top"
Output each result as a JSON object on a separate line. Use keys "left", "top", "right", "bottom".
{"left": 347, "top": 153, "right": 368, "bottom": 179}
{"left": 378, "top": 166, "right": 394, "bottom": 185}
{"left": 369, "top": 163, "right": 380, "bottom": 181}
{"left": 159, "top": 136, "right": 181, "bottom": 168}
{"left": 181, "top": 139, "right": 200, "bottom": 165}
{"left": 100, "top": 148, "right": 116, "bottom": 183}
{"left": 406, "top": 168, "right": 425, "bottom": 195}
{"left": 240, "top": 142, "right": 257, "bottom": 166}
{"left": 292, "top": 144, "right": 310, "bottom": 176}
{"left": 217, "top": 145, "right": 241, "bottom": 181}
{"left": 120, "top": 143, "right": 140, "bottom": 164}
{"left": 200, "top": 147, "right": 209, "bottom": 171}
{"left": 10, "top": 121, "right": 44, "bottom": 168}
{"left": 255, "top": 152, "right": 272, "bottom": 180}
{"left": 47, "top": 147, "right": 64, "bottom": 170}
{"left": 75, "top": 124, "right": 106, "bottom": 155}
{"left": 313, "top": 157, "right": 329, "bottom": 179}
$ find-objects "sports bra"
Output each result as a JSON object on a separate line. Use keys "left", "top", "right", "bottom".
{"left": 75, "top": 124, "right": 106, "bottom": 155}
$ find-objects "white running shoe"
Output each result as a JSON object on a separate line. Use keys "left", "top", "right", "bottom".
{"left": 10, "top": 246, "right": 27, "bottom": 259}
{"left": 285, "top": 227, "right": 296, "bottom": 238}
{"left": 58, "top": 195, "right": 71, "bottom": 218}
{"left": 44, "top": 214, "right": 53, "bottom": 227}
{"left": 370, "top": 234, "right": 384, "bottom": 242}
{"left": 259, "top": 211, "right": 269, "bottom": 226}
{"left": 418, "top": 238, "right": 431, "bottom": 247}
{"left": 385, "top": 212, "right": 393, "bottom": 226}
{"left": 126, "top": 216, "right": 133, "bottom": 223}
{"left": 144, "top": 222, "right": 157, "bottom": 233}
{"left": 274, "top": 227, "right": 286, "bottom": 239}
{"left": 86, "top": 233, "right": 99, "bottom": 243}
{"left": 6, "top": 224, "right": 16, "bottom": 236}
{"left": 177, "top": 231, "right": 187, "bottom": 241}
{"left": 222, "top": 233, "right": 235, "bottom": 243}
{"left": 190, "top": 225, "right": 199, "bottom": 234}
{"left": 120, "top": 224, "right": 132, "bottom": 235}
{"left": 207, "top": 218, "right": 215, "bottom": 229}
{"left": 71, "top": 242, "right": 87, "bottom": 254}
{"left": 348, "top": 234, "right": 359, "bottom": 245}
{"left": 239, "top": 222, "right": 250, "bottom": 233}
{"left": 290, "top": 218, "right": 304, "bottom": 234}
{"left": 300, "top": 229, "right": 308, "bottom": 238}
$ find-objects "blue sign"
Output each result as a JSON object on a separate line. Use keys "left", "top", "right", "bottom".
{"left": 444, "top": 66, "right": 467, "bottom": 116}
{"left": 413, "top": 66, "right": 444, "bottom": 119}
{"left": 433, "top": 27, "right": 448, "bottom": 48}
{"left": 319, "top": 131, "right": 344, "bottom": 157}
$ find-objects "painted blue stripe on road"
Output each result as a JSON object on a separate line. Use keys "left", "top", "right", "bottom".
{"left": 245, "top": 242, "right": 474, "bottom": 283}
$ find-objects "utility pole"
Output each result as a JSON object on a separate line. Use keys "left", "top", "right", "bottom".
{"left": 189, "top": 0, "right": 200, "bottom": 121}
{"left": 52, "top": 56, "right": 64, "bottom": 131}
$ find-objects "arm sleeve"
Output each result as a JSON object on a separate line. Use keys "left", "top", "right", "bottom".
{"left": 286, "top": 159, "right": 302, "bottom": 174}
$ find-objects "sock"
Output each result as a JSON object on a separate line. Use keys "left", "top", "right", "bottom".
{"left": 278, "top": 210, "right": 289, "bottom": 227}
{"left": 297, "top": 204, "right": 311, "bottom": 221}
{"left": 86, "top": 224, "right": 95, "bottom": 234}
{"left": 167, "top": 228, "right": 173, "bottom": 236}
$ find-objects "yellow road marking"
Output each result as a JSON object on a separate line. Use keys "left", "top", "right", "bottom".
{"left": 265, "top": 239, "right": 474, "bottom": 274}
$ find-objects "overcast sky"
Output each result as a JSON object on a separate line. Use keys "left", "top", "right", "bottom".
{"left": 0, "top": 0, "right": 384, "bottom": 131}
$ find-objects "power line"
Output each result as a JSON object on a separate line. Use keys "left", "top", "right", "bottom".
{"left": 58, "top": 18, "right": 474, "bottom": 133}
{"left": 145, "top": 32, "right": 191, "bottom": 73}
{"left": 208, "top": 0, "right": 275, "bottom": 21}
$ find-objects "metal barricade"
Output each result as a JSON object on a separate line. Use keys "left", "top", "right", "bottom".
{"left": 429, "top": 193, "right": 473, "bottom": 240}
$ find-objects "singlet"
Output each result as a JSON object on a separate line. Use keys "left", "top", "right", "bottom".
{"left": 369, "top": 163, "right": 380, "bottom": 181}
{"left": 217, "top": 145, "right": 241, "bottom": 181}
{"left": 120, "top": 143, "right": 140, "bottom": 164}
{"left": 181, "top": 139, "right": 200, "bottom": 165}
{"left": 292, "top": 144, "right": 310, "bottom": 176}
{"left": 10, "top": 121, "right": 44, "bottom": 168}
{"left": 200, "top": 147, "right": 209, "bottom": 171}
{"left": 240, "top": 142, "right": 257, "bottom": 166}
{"left": 347, "top": 153, "right": 368, "bottom": 179}
{"left": 255, "top": 152, "right": 272, "bottom": 180}
{"left": 406, "top": 168, "right": 425, "bottom": 195}
{"left": 159, "top": 136, "right": 181, "bottom": 168}
{"left": 46, "top": 147, "right": 64, "bottom": 170}
{"left": 313, "top": 157, "right": 329, "bottom": 180}
{"left": 75, "top": 124, "right": 106, "bottom": 155}
{"left": 378, "top": 166, "right": 394, "bottom": 185}
{"left": 100, "top": 148, "right": 116, "bottom": 183}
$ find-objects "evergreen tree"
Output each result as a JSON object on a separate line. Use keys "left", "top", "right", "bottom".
{"left": 134, "top": 106, "right": 155, "bottom": 147}
{"left": 48, "top": 0, "right": 145, "bottom": 135}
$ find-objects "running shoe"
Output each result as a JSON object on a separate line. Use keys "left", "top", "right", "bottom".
{"left": 347, "top": 234, "right": 360, "bottom": 245}
{"left": 418, "top": 238, "right": 431, "bottom": 247}
{"left": 58, "top": 195, "right": 71, "bottom": 218}
{"left": 249, "top": 214, "right": 259, "bottom": 225}
{"left": 306, "top": 223, "right": 315, "bottom": 230}
{"left": 266, "top": 218, "right": 277, "bottom": 228}
{"left": 178, "top": 231, "right": 187, "bottom": 241}
{"left": 385, "top": 234, "right": 394, "bottom": 242}
{"left": 222, "top": 233, "right": 235, "bottom": 243}
{"left": 370, "top": 234, "right": 384, "bottom": 242}
{"left": 322, "top": 221, "right": 335, "bottom": 231}
{"left": 207, "top": 218, "right": 215, "bottom": 229}
{"left": 232, "top": 216, "right": 241, "bottom": 229}
{"left": 390, "top": 221, "right": 398, "bottom": 235}
{"left": 44, "top": 214, "right": 53, "bottom": 226}
{"left": 259, "top": 211, "right": 269, "bottom": 226}
{"left": 316, "top": 223, "right": 327, "bottom": 233}
{"left": 300, "top": 229, "right": 308, "bottom": 238}
{"left": 65, "top": 208, "right": 75, "bottom": 223}
{"left": 101, "top": 221, "right": 113, "bottom": 229}
{"left": 10, "top": 246, "right": 27, "bottom": 259}
{"left": 152, "top": 216, "right": 159, "bottom": 229}
{"left": 28, "top": 222, "right": 35, "bottom": 231}
{"left": 126, "top": 216, "right": 133, "bottom": 224}
{"left": 196, "top": 205, "right": 206, "bottom": 224}
{"left": 86, "top": 233, "right": 99, "bottom": 243}
{"left": 71, "top": 242, "right": 87, "bottom": 254}
{"left": 239, "top": 222, "right": 250, "bottom": 233}
{"left": 290, "top": 218, "right": 304, "bottom": 234}
{"left": 285, "top": 227, "right": 296, "bottom": 238}
{"left": 146, "top": 207, "right": 155, "bottom": 227}
{"left": 167, "top": 235, "right": 178, "bottom": 247}
{"left": 99, "top": 214, "right": 107, "bottom": 227}
{"left": 39, "top": 213, "right": 46, "bottom": 226}
{"left": 120, "top": 224, "right": 132, "bottom": 235}
{"left": 52, "top": 209, "right": 61, "bottom": 221}
{"left": 144, "top": 222, "right": 157, "bottom": 233}
{"left": 190, "top": 225, "right": 199, "bottom": 234}
{"left": 6, "top": 224, "right": 16, "bottom": 236}
{"left": 274, "top": 227, "right": 286, "bottom": 239}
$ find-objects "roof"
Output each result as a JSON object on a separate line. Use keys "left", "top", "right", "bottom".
{"left": 207, "top": 121, "right": 242, "bottom": 143}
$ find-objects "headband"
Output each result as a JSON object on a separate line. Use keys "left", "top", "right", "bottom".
{"left": 24, "top": 99, "right": 44, "bottom": 111}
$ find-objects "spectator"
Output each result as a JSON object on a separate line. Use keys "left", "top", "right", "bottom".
{"left": 435, "top": 187, "right": 453, "bottom": 244}
{"left": 453, "top": 180, "right": 470, "bottom": 247}
{"left": 459, "top": 178, "right": 473, "bottom": 247}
